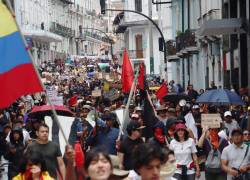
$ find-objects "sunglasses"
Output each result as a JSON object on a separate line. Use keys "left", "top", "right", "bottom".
{"left": 243, "top": 133, "right": 250, "bottom": 136}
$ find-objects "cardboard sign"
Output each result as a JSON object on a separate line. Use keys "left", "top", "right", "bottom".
{"left": 92, "top": 89, "right": 102, "bottom": 97}
{"left": 201, "top": 114, "right": 222, "bottom": 128}
{"left": 51, "top": 96, "right": 64, "bottom": 105}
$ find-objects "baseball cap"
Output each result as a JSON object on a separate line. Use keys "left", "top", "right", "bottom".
{"left": 126, "top": 121, "right": 145, "bottom": 132}
{"left": 192, "top": 105, "right": 200, "bottom": 109}
{"left": 224, "top": 111, "right": 232, "bottom": 117}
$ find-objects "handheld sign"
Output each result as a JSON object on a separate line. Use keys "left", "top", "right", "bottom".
{"left": 201, "top": 114, "right": 222, "bottom": 128}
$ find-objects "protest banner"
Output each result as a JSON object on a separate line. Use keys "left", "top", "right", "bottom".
{"left": 201, "top": 114, "right": 222, "bottom": 128}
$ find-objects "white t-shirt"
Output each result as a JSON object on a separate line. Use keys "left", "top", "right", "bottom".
{"left": 169, "top": 138, "right": 197, "bottom": 175}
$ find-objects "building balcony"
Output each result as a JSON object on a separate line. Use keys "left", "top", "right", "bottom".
{"left": 175, "top": 30, "right": 199, "bottom": 54}
{"left": 59, "top": 0, "right": 73, "bottom": 4}
{"left": 128, "top": 50, "right": 145, "bottom": 61}
{"left": 83, "top": 31, "right": 111, "bottom": 44}
{"left": 69, "top": 4, "right": 84, "bottom": 15}
{"left": 50, "top": 22, "right": 75, "bottom": 38}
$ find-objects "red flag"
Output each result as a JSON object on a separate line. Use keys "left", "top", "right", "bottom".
{"left": 137, "top": 63, "right": 145, "bottom": 90}
{"left": 156, "top": 82, "right": 168, "bottom": 101}
{"left": 122, "top": 49, "right": 134, "bottom": 93}
{"left": 68, "top": 95, "right": 77, "bottom": 107}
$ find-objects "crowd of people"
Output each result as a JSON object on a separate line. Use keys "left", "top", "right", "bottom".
{"left": 0, "top": 58, "right": 250, "bottom": 180}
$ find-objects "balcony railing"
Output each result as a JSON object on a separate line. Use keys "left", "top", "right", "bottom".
{"left": 59, "top": 0, "right": 73, "bottom": 4}
{"left": 50, "top": 22, "right": 75, "bottom": 37}
{"left": 128, "top": 50, "right": 145, "bottom": 59}
{"left": 175, "top": 30, "right": 197, "bottom": 52}
{"left": 84, "top": 31, "right": 111, "bottom": 43}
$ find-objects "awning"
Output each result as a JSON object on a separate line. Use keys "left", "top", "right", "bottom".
{"left": 197, "top": 18, "right": 246, "bottom": 36}
{"left": 23, "top": 30, "right": 63, "bottom": 42}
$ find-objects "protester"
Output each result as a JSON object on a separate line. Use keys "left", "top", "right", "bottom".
{"left": 169, "top": 123, "right": 200, "bottom": 180}
{"left": 221, "top": 128, "right": 250, "bottom": 180}
{"left": 4, "top": 127, "right": 25, "bottom": 179}
{"left": 84, "top": 147, "right": 113, "bottom": 180}
{"left": 223, "top": 111, "right": 240, "bottom": 138}
{"left": 13, "top": 151, "right": 54, "bottom": 180}
{"left": 243, "top": 130, "right": 250, "bottom": 146}
{"left": 26, "top": 124, "right": 66, "bottom": 179}
{"left": 198, "top": 127, "right": 228, "bottom": 180}
{"left": 132, "top": 143, "right": 166, "bottom": 180}
{"left": 86, "top": 113, "right": 119, "bottom": 155}
{"left": 119, "top": 120, "right": 145, "bottom": 170}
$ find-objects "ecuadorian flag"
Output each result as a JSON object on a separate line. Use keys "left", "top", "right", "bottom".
{"left": 0, "top": 1, "right": 43, "bottom": 108}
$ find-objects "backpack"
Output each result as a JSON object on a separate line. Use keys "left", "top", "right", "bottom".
{"left": 205, "top": 138, "right": 223, "bottom": 173}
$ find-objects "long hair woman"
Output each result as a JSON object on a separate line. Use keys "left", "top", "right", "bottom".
{"left": 169, "top": 123, "right": 200, "bottom": 180}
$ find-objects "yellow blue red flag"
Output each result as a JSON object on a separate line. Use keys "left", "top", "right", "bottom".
{"left": 0, "top": 1, "right": 43, "bottom": 108}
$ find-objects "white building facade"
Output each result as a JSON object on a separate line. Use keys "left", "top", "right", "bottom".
{"left": 122, "top": 0, "right": 172, "bottom": 79}
{"left": 13, "top": 0, "right": 111, "bottom": 65}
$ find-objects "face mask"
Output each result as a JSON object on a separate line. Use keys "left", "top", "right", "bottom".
{"left": 154, "top": 128, "right": 165, "bottom": 144}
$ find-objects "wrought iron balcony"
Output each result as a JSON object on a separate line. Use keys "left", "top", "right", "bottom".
{"left": 50, "top": 22, "right": 75, "bottom": 37}
{"left": 175, "top": 30, "right": 197, "bottom": 53}
{"left": 59, "top": 0, "right": 73, "bottom": 4}
{"left": 128, "top": 50, "right": 145, "bottom": 59}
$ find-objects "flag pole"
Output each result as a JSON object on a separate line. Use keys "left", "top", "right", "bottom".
{"left": 4, "top": 0, "right": 69, "bottom": 144}
{"left": 118, "top": 67, "right": 139, "bottom": 140}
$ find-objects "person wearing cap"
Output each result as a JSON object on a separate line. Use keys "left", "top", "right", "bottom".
{"left": 76, "top": 105, "right": 93, "bottom": 150}
{"left": 169, "top": 123, "right": 200, "bottom": 180}
{"left": 118, "top": 120, "right": 145, "bottom": 170}
{"left": 221, "top": 129, "right": 250, "bottom": 180}
{"left": 223, "top": 111, "right": 240, "bottom": 138}
{"left": 191, "top": 105, "right": 202, "bottom": 139}
{"left": 148, "top": 121, "right": 168, "bottom": 148}
{"left": 156, "top": 105, "right": 168, "bottom": 125}
{"left": 86, "top": 113, "right": 119, "bottom": 155}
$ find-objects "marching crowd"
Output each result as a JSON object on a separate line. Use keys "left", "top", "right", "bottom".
{"left": 0, "top": 59, "right": 250, "bottom": 180}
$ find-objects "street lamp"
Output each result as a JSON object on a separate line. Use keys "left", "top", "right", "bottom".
{"left": 100, "top": 0, "right": 168, "bottom": 69}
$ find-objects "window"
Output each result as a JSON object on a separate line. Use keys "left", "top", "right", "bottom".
{"left": 135, "top": 0, "right": 142, "bottom": 12}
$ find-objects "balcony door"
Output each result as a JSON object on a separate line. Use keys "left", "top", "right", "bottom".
{"left": 135, "top": 34, "right": 143, "bottom": 58}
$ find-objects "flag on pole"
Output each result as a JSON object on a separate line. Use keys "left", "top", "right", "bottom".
{"left": 121, "top": 48, "right": 134, "bottom": 93}
{"left": 143, "top": 91, "right": 159, "bottom": 139}
{"left": 0, "top": 2, "right": 43, "bottom": 108}
{"left": 156, "top": 82, "right": 168, "bottom": 102}
{"left": 137, "top": 62, "right": 145, "bottom": 90}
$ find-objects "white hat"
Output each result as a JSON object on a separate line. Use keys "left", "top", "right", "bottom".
{"left": 224, "top": 111, "right": 232, "bottom": 117}
{"left": 192, "top": 105, "right": 200, "bottom": 109}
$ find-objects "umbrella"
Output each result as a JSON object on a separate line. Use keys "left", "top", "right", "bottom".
{"left": 196, "top": 89, "right": 245, "bottom": 105}
{"left": 29, "top": 105, "right": 74, "bottom": 118}
{"left": 163, "top": 93, "right": 191, "bottom": 104}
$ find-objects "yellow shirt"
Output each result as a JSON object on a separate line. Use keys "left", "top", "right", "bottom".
{"left": 13, "top": 171, "right": 54, "bottom": 180}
